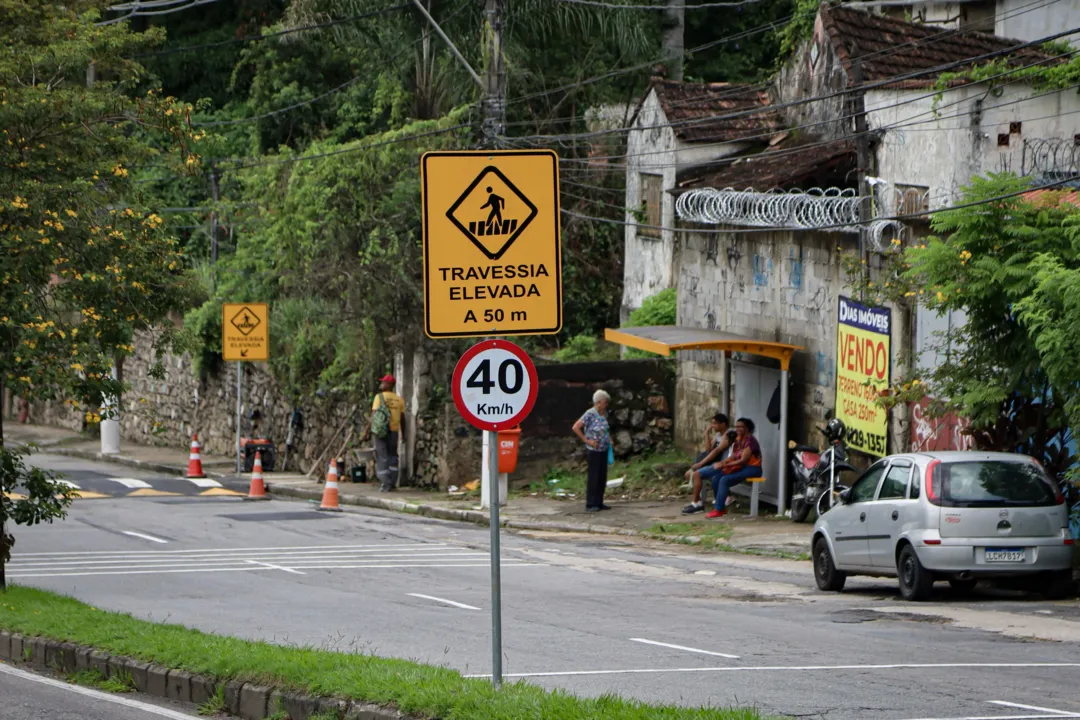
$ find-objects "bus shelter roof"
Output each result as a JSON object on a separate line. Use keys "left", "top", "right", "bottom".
{"left": 604, "top": 326, "right": 802, "bottom": 370}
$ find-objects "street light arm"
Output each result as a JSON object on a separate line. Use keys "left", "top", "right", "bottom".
{"left": 409, "top": 0, "right": 484, "bottom": 90}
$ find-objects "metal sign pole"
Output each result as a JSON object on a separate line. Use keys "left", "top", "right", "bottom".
{"left": 235, "top": 362, "right": 242, "bottom": 473}
{"left": 487, "top": 428, "right": 503, "bottom": 689}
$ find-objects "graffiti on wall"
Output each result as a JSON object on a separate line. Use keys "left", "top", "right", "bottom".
{"left": 909, "top": 397, "right": 974, "bottom": 452}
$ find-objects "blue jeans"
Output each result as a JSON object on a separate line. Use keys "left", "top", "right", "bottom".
{"left": 705, "top": 465, "right": 762, "bottom": 510}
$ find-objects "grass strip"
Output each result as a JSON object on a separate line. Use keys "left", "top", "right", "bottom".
{"left": 0, "top": 585, "right": 763, "bottom": 720}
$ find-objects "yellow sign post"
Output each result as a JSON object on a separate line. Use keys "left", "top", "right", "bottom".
{"left": 421, "top": 150, "right": 561, "bottom": 338}
{"left": 222, "top": 302, "right": 269, "bottom": 362}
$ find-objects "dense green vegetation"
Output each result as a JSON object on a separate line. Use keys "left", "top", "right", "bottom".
{"left": 127, "top": 0, "right": 796, "bottom": 399}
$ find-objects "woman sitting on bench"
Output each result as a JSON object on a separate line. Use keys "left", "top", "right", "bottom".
{"left": 693, "top": 417, "right": 763, "bottom": 519}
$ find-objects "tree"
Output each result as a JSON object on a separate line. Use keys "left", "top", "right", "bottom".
{"left": 0, "top": 0, "right": 201, "bottom": 589}
{"left": 844, "top": 174, "right": 1079, "bottom": 483}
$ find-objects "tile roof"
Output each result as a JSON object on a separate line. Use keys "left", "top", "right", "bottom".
{"left": 678, "top": 135, "right": 858, "bottom": 192}
{"left": 1022, "top": 189, "right": 1080, "bottom": 207}
{"left": 646, "top": 78, "right": 783, "bottom": 144}
{"left": 819, "top": 3, "right": 1057, "bottom": 89}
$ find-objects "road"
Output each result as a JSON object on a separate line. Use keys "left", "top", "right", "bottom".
{"left": 0, "top": 663, "right": 199, "bottom": 719}
{"left": 6, "top": 452, "right": 1080, "bottom": 720}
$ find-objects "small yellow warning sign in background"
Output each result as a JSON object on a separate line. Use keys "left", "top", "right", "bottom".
{"left": 422, "top": 150, "right": 561, "bottom": 338}
{"left": 222, "top": 302, "right": 269, "bottom": 361}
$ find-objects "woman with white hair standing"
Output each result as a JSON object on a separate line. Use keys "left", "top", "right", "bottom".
{"left": 572, "top": 389, "right": 613, "bottom": 513}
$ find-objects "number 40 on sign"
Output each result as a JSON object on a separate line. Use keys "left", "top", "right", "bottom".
{"left": 452, "top": 340, "right": 538, "bottom": 432}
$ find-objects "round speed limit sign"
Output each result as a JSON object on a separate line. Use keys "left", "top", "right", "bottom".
{"left": 452, "top": 340, "right": 538, "bottom": 431}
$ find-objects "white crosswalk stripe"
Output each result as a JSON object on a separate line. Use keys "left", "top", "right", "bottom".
{"left": 106, "top": 478, "right": 152, "bottom": 489}
{"left": 185, "top": 478, "right": 222, "bottom": 488}
{"left": 7, "top": 542, "right": 538, "bottom": 578}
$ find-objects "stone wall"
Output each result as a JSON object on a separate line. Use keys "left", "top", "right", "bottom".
{"left": 31, "top": 333, "right": 675, "bottom": 489}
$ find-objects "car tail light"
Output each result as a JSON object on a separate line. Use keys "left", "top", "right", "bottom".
{"left": 923, "top": 539, "right": 941, "bottom": 545}
{"left": 925, "top": 459, "right": 942, "bottom": 506}
{"left": 1066, "top": 538, "right": 1075, "bottom": 546}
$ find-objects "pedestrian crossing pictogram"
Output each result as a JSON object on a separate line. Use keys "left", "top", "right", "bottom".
{"left": 447, "top": 166, "right": 538, "bottom": 261}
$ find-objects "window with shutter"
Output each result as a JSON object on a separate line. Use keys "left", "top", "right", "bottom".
{"left": 638, "top": 174, "right": 663, "bottom": 238}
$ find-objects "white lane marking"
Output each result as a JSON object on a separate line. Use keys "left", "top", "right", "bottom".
{"left": 55, "top": 479, "right": 81, "bottom": 489}
{"left": 0, "top": 662, "right": 198, "bottom": 720}
{"left": 13, "top": 543, "right": 448, "bottom": 557}
{"left": 407, "top": 593, "right": 481, "bottom": 610}
{"left": 121, "top": 531, "right": 168, "bottom": 544}
{"left": 10, "top": 552, "right": 488, "bottom": 570}
{"left": 107, "top": 478, "right": 152, "bottom": 489}
{"left": 905, "top": 714, "right": 1080, "bottom": 720}
{"left": 628, "top": 638, "right": 739, "bottom": 659}
{"left": 8, "top": 562, "right": 538, "bottom": 578}
{"left": 185, "top": 478, "right": 222, "bottom": 488}
{"left": 988, "top": 702, "right": 1077, "bottom": 716}
{"left": 464, "top": 662, "right": 1080, "bottom": 679}
{"left": 245, "top": 559, "right": 304, "bottom": 575}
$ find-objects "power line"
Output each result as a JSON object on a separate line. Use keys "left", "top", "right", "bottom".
{"left": 98, "top": 0, "right": 223, "bottom": 25}
{"left": 524, "top": 26, "right": 1080, "bottom": 145}
{"left": 190, "top": 0, "right": 472, "bottom": 128}
{"left": 133, "top": 3, "right": 411, "bottom": 58}
{"left": 522, "top": 45, "right": 1078, "bottom": 171}
{"left": 216, "top": 122, "right": 471, "bottom": 170}
{"left": 553, "top": 0, "right": 767, "bottom": 8}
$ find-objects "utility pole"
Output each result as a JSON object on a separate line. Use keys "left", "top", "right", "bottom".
{"left": 663, "top": 0, "right": 685, "bottom": 81}
{"left": 209, "top": 164, "right": 220, "bottom": 269}
{"left": 852, "top": 59, "right": 872, "bottom": 290}
{"left": 481, "top": 0, "right": 505, "bottom": 148}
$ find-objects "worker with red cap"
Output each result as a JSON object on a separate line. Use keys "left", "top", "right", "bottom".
{"left": 363, "top": 373, "right": 406, "bottom": 492}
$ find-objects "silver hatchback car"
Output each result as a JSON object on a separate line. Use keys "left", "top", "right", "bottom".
{"left": 812, "top": 451, "right": 1075, "bottom": 601}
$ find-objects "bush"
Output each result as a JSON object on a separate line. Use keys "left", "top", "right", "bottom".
{"left": 627, "top": 287, "right": 676, "bottom": 328}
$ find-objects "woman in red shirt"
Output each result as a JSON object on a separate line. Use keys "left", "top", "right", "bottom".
{"left": 699, "top": 417, "right": 763, "bottom": 519}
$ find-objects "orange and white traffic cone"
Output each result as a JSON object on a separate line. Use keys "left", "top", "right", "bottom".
{"left": 186, "top": 434, "right": 206, "bottom": 479}
{"left": 244, "top": 451, "right": 269, "bottom": 501}
{"left": 317, "top": 459, "right": 342, "bottom": 512}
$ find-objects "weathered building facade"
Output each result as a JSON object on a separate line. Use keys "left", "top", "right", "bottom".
{"left": 621, "top": 2, "right": 1080, "bottom": 478}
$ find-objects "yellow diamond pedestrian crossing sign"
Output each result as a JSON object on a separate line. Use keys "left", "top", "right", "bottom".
{"left": 421, "top": 150, "right": 561, "bottom": 338}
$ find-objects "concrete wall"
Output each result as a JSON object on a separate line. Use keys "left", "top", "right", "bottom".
{"left": 623, "top": 91, "right": 680, "bottom": 322}
{"left": 674, "top": 228, "right": 859, "bottom": 450}
{"left": 868, "top": 84, "right": 1080, "bottom": 212}
{"left": 996, "top": 0, "right": 1080, "bottom": 45}
{"left": 773, "top": 13, "right": 851, "bottom": 142}
{"left": 622, "top": 90, "right": 753, "bottom": 322}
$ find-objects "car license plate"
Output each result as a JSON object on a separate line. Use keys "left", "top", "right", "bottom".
{"left": 985, "top": 547, "right": 1025, "bottom": 562}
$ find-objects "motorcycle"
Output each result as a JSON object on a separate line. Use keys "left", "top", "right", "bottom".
{"left": 789, "top": 418, "right": 858, "bottom": 523}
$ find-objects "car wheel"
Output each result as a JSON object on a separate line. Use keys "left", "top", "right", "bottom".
{"left": 897, "top": 544, "right": 934, "bottom": 601}
{"left": 813, "top": 537, "right": 846, "bottom": 592}
{"left": 948, "top": 577, "right": 978, "bottom": 593}
{"left": 1038, "top": 569, "right": 1075, "bottom": 600}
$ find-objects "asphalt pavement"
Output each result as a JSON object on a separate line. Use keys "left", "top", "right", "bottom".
{"left": 0, "top": 663, "right": 200, "bottom": 720}
{"left": 6, "top": 452, "right": 1080, "bottom": 720}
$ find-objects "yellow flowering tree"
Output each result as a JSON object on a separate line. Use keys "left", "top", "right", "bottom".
{"left": 0, "top": 0, "right": 202, "bottom": 589}
{"left": 843, "top": 173, "right": 1079, "bottom": 481}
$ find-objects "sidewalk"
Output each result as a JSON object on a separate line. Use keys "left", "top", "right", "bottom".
{"left": 6, "top": 423, "right": 812, "bottom": 557}
{"left": 5, "top": 423, "right": 236, "bottom": 477}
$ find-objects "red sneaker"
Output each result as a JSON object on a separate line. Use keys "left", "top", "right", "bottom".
{"left": 705, "top": 509, "right": 727, "bottom": 519}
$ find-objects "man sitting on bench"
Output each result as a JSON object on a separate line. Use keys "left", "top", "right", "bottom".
{"left": 682, "top": 413, "right": 735, "bottom": 514}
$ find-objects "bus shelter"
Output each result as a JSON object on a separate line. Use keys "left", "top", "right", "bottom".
{"left": 604, "top": 326, "right": 803, "bottom": 515}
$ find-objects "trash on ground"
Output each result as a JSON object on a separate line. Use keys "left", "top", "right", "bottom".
{"left": 463, "top": 479, "right": 480, "bottom": 491}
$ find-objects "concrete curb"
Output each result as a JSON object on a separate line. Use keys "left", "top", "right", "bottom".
{"left": 266, "top": 484, "right": 641, "bottom": 537}
{"left": 0, "top": 630, "right": 409, "bottom": 720}
{"left": 44, "top": 446, "right": 233, "bottom": 480}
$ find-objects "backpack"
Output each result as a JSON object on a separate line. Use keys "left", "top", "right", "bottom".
{"left": 371, "top": 393, "right": 392, "bottom": 439}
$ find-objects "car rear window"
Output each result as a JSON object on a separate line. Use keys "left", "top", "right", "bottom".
{"left": 934, "top": 461, "right": 1059, "bottom": 507}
